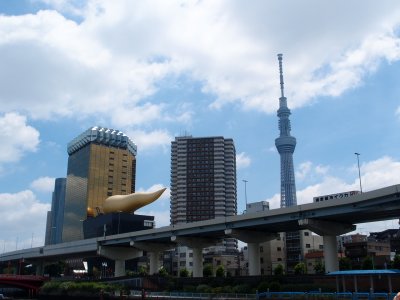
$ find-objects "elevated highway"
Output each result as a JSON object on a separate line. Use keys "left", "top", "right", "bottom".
{"left": 1, "top": 184, "right": 400, "bottom": 276}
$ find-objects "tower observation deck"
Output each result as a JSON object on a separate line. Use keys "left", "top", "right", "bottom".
{"left": 275, "top": 53, "right": 297, "bottom": 208}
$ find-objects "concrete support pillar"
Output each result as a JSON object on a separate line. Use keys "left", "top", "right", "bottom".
{"left": 224, "top": 229, "right": 278, "bottom": 276}
{"left": 324, "top": 235, "right": 339, "bottom": 273}
{"left": 248, "top": 243, "right": 261, "bottom": 276}
{"left": 299, "top": 219, "right": 356, "bottom": 273}
{"left": 130, "top": 241, "right": 175, "bottom": 275}
{"left": 35, "top": 261, "right": 44, "bottom": 276}
{"left": 149, "top": 251, "right": 160, "bottom": 275}
{"left": 171, "top": 236, "right": 219, "bottom": 278}
{"left": 114, "top": 260, "right": 125, "bottom": 277}
{"left": 97, "top": 245, "right": 142, "bottom": 278}
{"left": 192, "top": 247, "right": 203, "bottom": 277}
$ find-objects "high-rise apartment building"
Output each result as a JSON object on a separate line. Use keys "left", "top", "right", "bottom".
{"left": 275, "top": 54, "right": 301, "bottom": 273}
{"left": 170, "top": 136, "right": 237, "bottom": 259}
{"left": 62, "top": 127, "right": 137, "bottom": 242}
{"left": 45, "top": 178, "right": 66, "bottom": 245}
{"left": 170, "top": 136, "right": 237, "bottom": 225}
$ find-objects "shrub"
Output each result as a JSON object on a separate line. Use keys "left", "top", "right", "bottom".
{"left": 215, "top": 265, "right": 225, "bottom": 278}
{"left": 196, "top": 284, "right": 211, "bottom": 293}
{"left": 179, "top": 268, "right": 189, "bottom": 277}
{"left": 269, "top": 281, "right": 281, "bottom": 292}
{"left": 257, "top": 281, "right": 270, "bottom": 292}
{"left": 233, "top": 284, "right": 251, "bottom": 294}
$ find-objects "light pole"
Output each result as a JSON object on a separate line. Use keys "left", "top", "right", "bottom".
{"left": 355, "top": 152, "right": 363, "bottom": 193}
{"left": 242, "top": 179, "right": 248, "bottom": 211}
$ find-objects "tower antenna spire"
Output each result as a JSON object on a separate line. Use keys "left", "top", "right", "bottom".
{"left": 277, "top": 53, "right": 285, "bottom": 98}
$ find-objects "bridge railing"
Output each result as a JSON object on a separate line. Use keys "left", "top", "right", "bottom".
{"left": 257, "top": 292, "right": 398, "bottom": 300}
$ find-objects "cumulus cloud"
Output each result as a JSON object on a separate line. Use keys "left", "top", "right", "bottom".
{"left": 396, "top": 107, "right": 400, "bottom": 119}
{"left": 0, "top": 190, "right": 49, "bottom": 251}
{"left": 264, "top": 155, "right": 400, "bottom": 233}
{"left": 0, "top": 113, "right": 40, "bottom": 164}
{"left": 0, "top": 0, "right": 399, "bottom": 124}
{"left": 236, "top": 152, "right": 251, "bottom": 169}
{"left": 30, "top": 176, "right": 56, "bottom": 193}
{"left": 136, "top": 184, "right": 171, "bottom": 227}
{"left": 126, "top": 129, "right": 173, "bottom": 151}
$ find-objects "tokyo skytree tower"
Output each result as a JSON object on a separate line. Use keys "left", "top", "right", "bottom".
{"left": 275, "top": 54, "right": 297, "bottom": 208}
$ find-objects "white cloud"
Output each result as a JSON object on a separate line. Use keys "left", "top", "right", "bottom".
{"left": 126, "top": 129, "right": 173, "bottom": 151}
{"left": 396, "top": 107, "right": 400, "bottom": 119}
{"left": 264, "top": 156, "right": 400, "bottom": 233}
{"left": 236, "top": 152, "right": 251, "bottom": 169}
{"left": 137, "top": 183, "right": 170, "bottom": 202}
{"left": 0, "top": 190, "right": 49, "bottom": 252}
{"left": 30, "top": 176, "right": 56, "bottom": 193}
{"left": 0, "top": 1, "right": 399, "bottom": 123}
{"left": 296, "top": 161, "right": 312, "bottom": 180}
{"left": 0, "top": 113, "right": 40, "bottom": 164}
{"left": 135, "top": 184, "right": 171, "bottom": 226}
{"left": 360, "top": 156, "right": 400, "bottom": 191}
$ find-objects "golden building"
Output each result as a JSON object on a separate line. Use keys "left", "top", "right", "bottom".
{"left": 62, "top": 127, "right": 137, "bottom": 242}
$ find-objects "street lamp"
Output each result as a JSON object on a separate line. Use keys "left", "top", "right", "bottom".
{"left": 242, "top": 179, "right": 248, "bottom": 211}
{"left": 354, "top": 152, "right": 363, "bottom": 193}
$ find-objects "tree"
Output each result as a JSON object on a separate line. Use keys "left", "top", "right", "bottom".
{"left": 392, "top": 254, "right": 400, "bottom": 269}
{"left": 138, "top": 265, "right": 148, "bottom": 276}
{"left": 274, "top": 264, "right": 284, "bottom": 276}
{"left": 294, "top": 262, "right": 306, "bottom": 275}
{"left": 215, "top": 265, "right": 225, "bottom": 277}
{"left": 179, "top": 268, "right": 189, "bottom": 277}
{"left": 339, "top": 257, "right": 352, "bottom": 270}
{"left": 362, "top": 256, "right": 374, "bottom": 270}
{"left": 158, "top": 267, "right": 168, "bottom": 277}
{"left": 203, "top": 264, "right": 213, "bottom": 277}
{"left": 314, "top": 261, "right": 325, "bottom": 274}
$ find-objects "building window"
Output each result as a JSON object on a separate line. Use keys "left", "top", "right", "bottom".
{"left": 306, "top": 244, "right": 311, "bottom": 248}
{"left": 304, "top": 231, "right": 310, "bottom": 236}
{"left": 260, "top": 246, "right": 264, "bottom": 253}
{"left": 277, "top": 247, "right": 281, "bottom": 251}
{"left": 260, "top": 257, "right": 264, "bottom": 264}
{"left": 179, "top": 253, "right": 186, "bottom": 258}
{"left": 277, "top": 258, "right": 282, "bottom": 261}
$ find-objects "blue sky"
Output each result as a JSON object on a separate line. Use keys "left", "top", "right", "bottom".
{"left": 1, "top": 0, "right": 400, "bottom": 252}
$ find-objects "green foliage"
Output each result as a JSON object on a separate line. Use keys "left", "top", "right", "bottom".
{"left": 179, "top": 268, "right": 189, "bottom": 277}
{"left": 138, "top": 265, "right": 148, "bottom": 276}
{"left": 215, "top": 265, "right": 225, "bottom": 277}
{"left": 40, "top": 281, "right": 120, "bottom": 296}
{"left": 44, "top": 261, "right": 66, "bottom": 277}
{"left": 392, "top": 254, "right": 400, "bottom": 269}
{"left": 233, "top": 283, "right": 251, "bottom": 294}
{"left": 257, "top": 281, "right": 270, "bottom": 292}
{"left": 203, "top": 263, "right": 213, "bottom": 277}
{"left": 269, "top": 281, "right": 281, "bottom": 292}
{"left": 158, "top": 266, "right": 168, "bottom": 277}
{"left": 274, "top": 263, "right": 284, "bottom": 276}
{"left": 362, "top": 256, "right": 374, "bottom": 270}
{"left": 294, "top": 262, "right": 306, "bottom": 274}
{"left": 339, "top": 257, "right": 352, "bottom": 270}
{"left": 314, "top": 261, "right": 325, "bottom": 274}
{"left": 196, "top": 284, "right": 212, "bottom": 293}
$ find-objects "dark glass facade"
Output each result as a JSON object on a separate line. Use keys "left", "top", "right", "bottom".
{"left": 83, "top": 213, "right": 154, "bottom": 239}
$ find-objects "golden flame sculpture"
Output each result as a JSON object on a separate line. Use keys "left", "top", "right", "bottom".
{"left": 103, "top": 188, "right": 166, "bottom": 214}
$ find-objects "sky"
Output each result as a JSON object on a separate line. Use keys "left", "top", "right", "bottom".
{"left": 1, "top": 0, "right": 400, "bottom": 253}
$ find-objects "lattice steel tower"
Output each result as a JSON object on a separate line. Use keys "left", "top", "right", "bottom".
{"left": 275, "top": 53, "right": 297, "bottom": 208}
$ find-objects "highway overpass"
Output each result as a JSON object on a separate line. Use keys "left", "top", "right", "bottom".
{"left": 1, "top": 183, "right": 399, "bottom": 276}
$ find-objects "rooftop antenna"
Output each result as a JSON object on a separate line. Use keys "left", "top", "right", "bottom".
{"left": 277, "top": 53, "right": 285, "bottom": 98}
